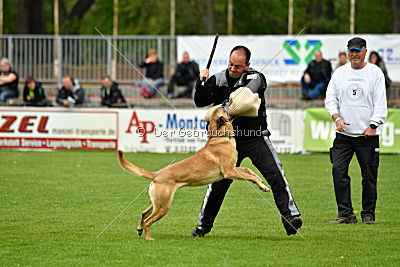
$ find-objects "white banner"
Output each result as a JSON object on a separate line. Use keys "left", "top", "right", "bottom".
{"left": 177, "top": 34, "right": 400, "bottom": 84}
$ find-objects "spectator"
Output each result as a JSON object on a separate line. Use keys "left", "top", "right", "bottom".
{"left": 167, "top": 52, "right": 199, "bottom": 99}
{"left": 325, "top": 37, "right": 387, "bottom": 225}
{"left": 301, "top": 50, "right": 332, "bottom": 100}
{"left": 23, "top": 77, "right": 47, "bottom": 106}
{"left": 100, "top": 75, "right": 127, "bottom": 107}
{"left": 334, "top": 51, "right": 348, "bottom": 71}
{"left": 0, "top": 58, "right": 19, "bottom": 103}
{"left": 369, "top": 51, "right": 391, "bottom": 96}
{"left": 139, "top": 49, "right": 164, "bottom": 98}
{"left": 56, "top": 75, "right": 88, "bottom": 107}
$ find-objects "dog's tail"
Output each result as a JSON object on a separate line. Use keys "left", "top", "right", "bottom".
{"left": 118, "top": 150, "right": 156, "bottom": 180}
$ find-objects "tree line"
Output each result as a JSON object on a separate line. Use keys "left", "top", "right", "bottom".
{"left": 3, "top": 0, "right": 399, "bottom": 35}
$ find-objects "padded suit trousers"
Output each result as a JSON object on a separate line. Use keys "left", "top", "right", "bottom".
{"left": 196, "top": 136, "right": 301, "bottom": 230}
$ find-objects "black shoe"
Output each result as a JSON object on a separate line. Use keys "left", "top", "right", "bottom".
{"left": 330, "top": 214, "right": 358, "bottom": 224}
{"left": 283, "top": 216, "right": 303, "bottom": 236}
{"left": 190, "top": 226, "right": 210, "bottom": 237}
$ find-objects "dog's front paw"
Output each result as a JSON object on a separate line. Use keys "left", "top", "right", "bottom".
{"left": 260, "top": 184, "right": 270, "bottom": 192}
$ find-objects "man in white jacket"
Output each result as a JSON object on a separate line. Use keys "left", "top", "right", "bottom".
{"left": 325, "top": 37, "right": 387, "bottom": 225}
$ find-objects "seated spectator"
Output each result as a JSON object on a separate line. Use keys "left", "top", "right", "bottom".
{"left": 139, "top": 49, "right": 164, "bottom": 98}
{"left": 167, "top": 52, "right": 199, "bottom": 99}
{"left": 100, "top": 75, "right": 127, "bottom": 107}
{"left": 369, "top": 51, "right": 391, "bottom": 96}
{"left": 23, "top": 77, "right": 47, "bottom": 106}
{"left": 334, "top": 51, "right": 347, "bottom": 71}
{"left": 0, "top": 58, "right": 19, "bottom": 103}
{"left": 56, "top": 75, "right": 88, "bottom": 107}
{"left": 301, "top": 50, "right": 332, "bottom": 100}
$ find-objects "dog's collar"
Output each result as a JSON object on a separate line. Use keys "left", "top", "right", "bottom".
{"left": 208, "top": 134, "right": 235, "bottom": 140}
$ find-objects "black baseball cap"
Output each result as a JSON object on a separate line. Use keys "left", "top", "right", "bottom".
{"left": 347, "top": 37, "right": 367, "bottom": 50}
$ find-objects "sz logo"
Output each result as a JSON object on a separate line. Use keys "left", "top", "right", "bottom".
{"left": 125, "top": 112, "right": 155, "bottom": 143}
{"left": 283, "top": 40, "right": 322, "bottom": 65}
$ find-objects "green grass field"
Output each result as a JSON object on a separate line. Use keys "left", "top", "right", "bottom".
{"left": 1, "top": 150, "right": 399, "bottom": 266}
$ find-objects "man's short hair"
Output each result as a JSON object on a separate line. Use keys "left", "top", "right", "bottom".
{"left": 102, "top": 75, "right": 112, "bottom": 81}
{"left": 230, "top": 46, "right": 251, "bottom": 63}
{"left": 62, "top": 75, "right": 73, "bottom": 84}
{"left": 148, "top": 49, "right": 157, "bottom": 56}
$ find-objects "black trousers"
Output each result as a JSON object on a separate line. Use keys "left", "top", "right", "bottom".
{"left": 197, "top": 136, "right": 301, "bottom": 230}
{"left": 330, "top": 133, "right": 380, "bottom": 219}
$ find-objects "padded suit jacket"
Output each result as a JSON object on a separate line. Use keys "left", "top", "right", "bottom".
{"left": 194, "top": 68, "right": 268, "bottom": 141}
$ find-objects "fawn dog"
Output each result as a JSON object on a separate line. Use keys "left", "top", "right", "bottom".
{"left": 118, "top": 107, "right": 269, "bottom": 240}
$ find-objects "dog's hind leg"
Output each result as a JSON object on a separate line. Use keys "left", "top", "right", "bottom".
{"left": 137, "top": 205, "right": 153, "bottom": 237}
{"left": 143, "top": 184, "right": 175, "bottom": 240}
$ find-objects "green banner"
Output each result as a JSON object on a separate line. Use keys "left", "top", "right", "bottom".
{"left": 304, "top": 108, "right": 400, "bottom": 153}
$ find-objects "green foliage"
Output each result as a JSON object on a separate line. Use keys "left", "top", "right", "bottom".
{"left": 233, "top": 0, "right": 289, "bottom": 34}
{"left": 1, "top": 0, "right": 396, "bottom": 35}
{"left": 3, "top": 0, "right": 18, "bottom": 34}
{"left": 293, "top": 0, "right": 350, "bottom": 34}
{"left": 356, "top": 0, "right": 393, "bottom": 33}
{"left": 0, "top": 150, "right": 399, "bottom": 265}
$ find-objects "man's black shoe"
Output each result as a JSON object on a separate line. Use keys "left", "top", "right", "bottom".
{"left": 283, "top": 216, "right": 303, "bottom": 236}
{"left": 190, "top": 226, "right": 210, "bottom": 237}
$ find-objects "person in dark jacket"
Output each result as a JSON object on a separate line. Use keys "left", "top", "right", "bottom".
{"left": 139, "top": 49, "right": 164, "bottom": 98}
{"left": 100, "top": 75, "right": 126, "bottom": 107}
{"left": 56, "top": 75, "right": 88, "bottom": 107}
{"left": 368, "top": 51, "right": 392, "bottom": 97}
{"left": 23, "top": 77, "right": 47, "bottom": 106}
{"left": 191, "top": 45, "right": 302, "bottom": 237}
{"left": 0, "top": 58, "right": 19, "bottom": 102}
{"left": 301, "top": 50, "right": 332, "bottom": 100}
{"left": 167, "top": 52, "right": 199, "bottom": 98}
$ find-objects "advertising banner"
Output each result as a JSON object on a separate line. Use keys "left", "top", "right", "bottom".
{"left": 177, "top": 35, "right": 400, "bottom": 84}
{"left": 0, "top": 108, "right": 118, "bottom": 150}
{"left": 1, "top": 107, "right": 306, "bottom": 153}
{"left": 304, "top": 108, "right": 400, "bottom": 153}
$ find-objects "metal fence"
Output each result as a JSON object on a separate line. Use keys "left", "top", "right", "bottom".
{"left": 0, "top": 35, "right": 176, "bottom": 84}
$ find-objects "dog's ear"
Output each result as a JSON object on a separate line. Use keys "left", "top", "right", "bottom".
{"left": 216, "top": 116, "right": 225, "bottom": 129}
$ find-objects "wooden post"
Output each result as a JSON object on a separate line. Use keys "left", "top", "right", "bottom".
{"left": 0, "top": 0, "right": 3, "bottom": 35}
{"left": 170, "top": 0, "right": 176, "bottom": 77}
{"left": 350, "top": 0, "right": 355, "bottom": 34}
{"left": 288, "top": 0, "right": 293, "bottom": 35}
{"left": 227, "top": 0, "right": 233, "bottom": 35}
{"left": 112, "top": 0, "right": 118, "bottom": 80}
{"left": 54, "top": 0, "right": 60, "bottom": 82}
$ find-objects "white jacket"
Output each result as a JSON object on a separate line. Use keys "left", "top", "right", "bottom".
{"left": 325, "top": 63, "right": 387, "bottom": 136}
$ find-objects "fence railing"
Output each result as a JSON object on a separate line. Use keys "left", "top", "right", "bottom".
{"left": 0, "top": 35, "right": 176, "bottom": 84}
